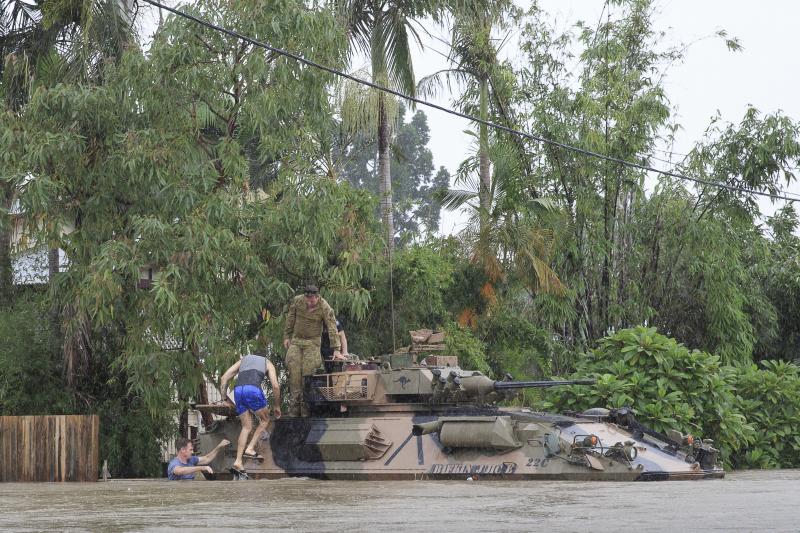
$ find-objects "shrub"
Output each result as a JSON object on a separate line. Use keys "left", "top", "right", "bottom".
{"left": 544, "top": 326, "right": 754, "bottom": 465}
{"left": 730, "top": 360, "right": 800, "bottom": 469}
{"left": 0, "top": 292, "right": 72, "bottom": 414}
{"left": 444, "top": 322, "right": 490, "bottom": 375}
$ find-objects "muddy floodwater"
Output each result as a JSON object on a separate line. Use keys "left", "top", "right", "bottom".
{"left": 1, "top": 470, "right": 799, "bottom": 532}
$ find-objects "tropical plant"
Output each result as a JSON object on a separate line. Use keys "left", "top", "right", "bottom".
{"left": 418, "top": 0, "right": 516, "bottom": 230}
{"left": 17, "top": 0, "right": 355, "bottom": 412}
{"left": 730, "top": 361, "right": 800, "bottom": 469}
{"left": 335, "top": 103, "right": 450, "bottom": 241}
{"left": 545, "top": 326, "right": 754, "bottom": 465}
{"left": 336, "top": 0, "right": 446, "bottom": 252}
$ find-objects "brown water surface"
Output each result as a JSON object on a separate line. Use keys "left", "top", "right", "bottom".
{"left": 1, "top": 470, "right": 798, "bottom": 532}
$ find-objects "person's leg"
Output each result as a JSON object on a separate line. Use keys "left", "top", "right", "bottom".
{"left": 233, "top": 411, "right": 252, "bottom": 471}
{"left": 245, "top": 407, "right": 271, "bottom": 456}
{"left": 286, "top": 343, "right": 303, "bottom": 417}
{"left": 299, "top": 344, "right": 323, "bottom": 417}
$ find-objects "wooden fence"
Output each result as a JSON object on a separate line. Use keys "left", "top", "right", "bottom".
{"left": 0, "top": 415, "right": 99, "bottom": 482}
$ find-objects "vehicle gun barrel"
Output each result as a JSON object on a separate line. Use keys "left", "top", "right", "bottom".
{"left": 492, "top": 379, "right": 596, "bottom": 390}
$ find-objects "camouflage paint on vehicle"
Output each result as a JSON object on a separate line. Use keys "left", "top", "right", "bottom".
{"left": 197, "top": 353, "right": 723, "bottom": 481}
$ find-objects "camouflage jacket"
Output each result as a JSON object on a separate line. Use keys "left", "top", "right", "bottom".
{"left": 283, "top": 295, "right": 340, "bottom": 350}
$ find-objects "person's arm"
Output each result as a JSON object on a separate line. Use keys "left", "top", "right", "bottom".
{"left": 197, "top": 439, "right": 231, "bottom": 465}
{"left": 266, "top": 360, "right": 282, "bottom": 419}
{"left": 338, "top": 329, "right": 348, "bottom": 356}
{"left": 171, "top": 456, "right": 212, "bottom": 476}
{"left": 283, "top": 297, "right": 297, "bottom": 349}
{"left": 218, "top": 361, "right": 241, "bottom": 401}
{"left": 172, "top": 464, "right": 212, "bottom": 476}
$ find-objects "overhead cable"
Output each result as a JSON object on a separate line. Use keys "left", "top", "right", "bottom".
{"left": 138, "top": 0, "right": 799, "bottom": 203}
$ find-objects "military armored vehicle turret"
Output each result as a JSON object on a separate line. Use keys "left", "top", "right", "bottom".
{"left": 197, "top": 346, "right": 723, "bottom": 481}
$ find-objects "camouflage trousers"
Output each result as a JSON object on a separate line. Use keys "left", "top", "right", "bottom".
{"left": 286, "top": 339, "right": 323, "bottom": 417}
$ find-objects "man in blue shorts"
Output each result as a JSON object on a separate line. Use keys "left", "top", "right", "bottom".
{"left": 219, "top": 353, "right": 281, "bottom": 476}
{"left": 168, "top": 436, "right": 230, "bottom": 480}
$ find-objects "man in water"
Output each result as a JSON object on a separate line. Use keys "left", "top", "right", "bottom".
{"left": 167, "top": 436, "right": 230, "bottom": 480}
{"left": 219, "top": 353, "right": 281, "bottom": 476}
{"left": 283, "top": 284, "right": 343, "bottom": 416}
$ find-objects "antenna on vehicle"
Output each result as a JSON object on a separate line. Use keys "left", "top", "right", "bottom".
{"left": 388, "top": 241, "right": 397, "bottom": 353}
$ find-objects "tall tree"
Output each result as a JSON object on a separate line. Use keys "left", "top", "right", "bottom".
{"left": 17, "top": 0, "right": 379, "bottom": 417}
{"left": 513, "top": 0, "right": 800, "bottom": 360}
{"left": 418, "top": 0, "right": 515, "bottom": 232}
{"left": 337, "top": 0, "right": 444, "bottom": 253}
{"left": 337, "top": 103, "right": 449, "bottom": 240}
{"left": 0, "top": 0, "right": 135, "bottom": 309}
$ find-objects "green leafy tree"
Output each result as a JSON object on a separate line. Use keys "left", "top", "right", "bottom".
{"left": 755, "top": 205, "right": 800, "bottom": 362}
{"left": 337, "top": 0, "right": 446, "bottom": 252}
{"left": 512, "top": 1, "right": 800, "bottom": 362}
{"left": 17, "top": 0, "right": 378, "bottom": 450}
{"left": 337, "top": 104, "right": 450, "bottom": 240}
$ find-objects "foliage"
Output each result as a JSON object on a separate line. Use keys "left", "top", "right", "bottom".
{"left": 511, "top": 0, "right": 800, "bottom": 364}
{"left": 0, "top": 291, "right": 172, "bottom": 476}
{"left": 545, "top": 327, "right": 754, "bottom": 465}
{"left": 0, "top": 291, "right": 71, "bottom": 414}
{"left": 16, "top": 0, "right": 356, "bottom": 412}
{"left": 336, "top": 0, "right": 448, "bottom": 248}
{"left": 337, "top": 104, "right": 450, "bottom": 240}
{"left": 3, "top": 0, "right": 800, "bottom": 476}
{"left": 730, "top": 361, "right": 800, "bottom": 469}
{"left": 478, "top": 303, "right": 559, "bottom": 379}
{"left": 754, "top": 205, "right": 800, "bottom": 362}
{"left": 346, "top": 240, "right": 456, "bottom": 357}
{"left": 444, "top": 321, "right": 490, "bottom": 375}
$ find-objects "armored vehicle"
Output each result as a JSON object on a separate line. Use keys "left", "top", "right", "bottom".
{"left": 197, "top": 349, "right": 723, "bottom": 481}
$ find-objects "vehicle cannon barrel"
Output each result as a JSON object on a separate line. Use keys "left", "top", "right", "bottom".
{"left": 492, "top": 379, "right": 596, "bottom": 390}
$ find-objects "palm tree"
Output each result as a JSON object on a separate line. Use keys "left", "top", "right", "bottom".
{"left": 417, "top": 1, "right": 513, "bottom": 232}
{"left": 337, "top": 0, "right": 444, "bottom": 252}
{"left": 442, "top": 140, "right": 564, "bottom": 303}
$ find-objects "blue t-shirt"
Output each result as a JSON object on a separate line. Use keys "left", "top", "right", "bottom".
{"left": 167, "top": 455, "right": 200, "bottom": 480}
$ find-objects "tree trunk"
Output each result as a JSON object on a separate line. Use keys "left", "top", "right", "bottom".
{"left": 48, "top": 247, "right": 60, "bottom": 339}
{"left": 478, "top": 77, "right": 490, "bottom": 232}
{"left": 48, "top": 247, "right": 59, "bottom": 280}
{"left": 191, "top": 342, "right": 214, "bottom": 429}
{"left": 178, "top": 403, "right": 189, "bottom": 439}
{"left": 0, "top": 183, "right": 14, "bottom": 307}
{"left": 377, "top": 93, "right": 394, "bottom": 253}
{"left": 196, "top": 379, "right": 213, "bottom": 429}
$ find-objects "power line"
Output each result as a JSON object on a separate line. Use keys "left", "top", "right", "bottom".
{"left": 138, "top": 0, "right": 800, "bottom": 204}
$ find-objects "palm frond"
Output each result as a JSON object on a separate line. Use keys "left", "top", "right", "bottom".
{"left": 417, "top": 68, "right": 471, "bottom": 99}
{"left": 381, "top": 9, "right": 416, "bottom": 96}
{"left": 439, "top": 187, "right": 478, "bottom": 211}
{"left": 523, "top": 253, "right": 565, "bottom": 295}
{"left": 337, "top": 71, "right": 398, "bottom": 137}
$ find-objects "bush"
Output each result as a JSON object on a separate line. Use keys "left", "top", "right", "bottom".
{"left": 730, "top": 360, "right": 800, "bottom": 469}
{"left": 544, "top": 326, "right": 754, "bottom": 465}
{"left": 478, "top": 305, "right": 569, "bottom": 379}
{"left": 444, "top": 322, "right": 490, "bottom": 375}
{"left": 0, "top": 292, "right": 73, "bottom": 414}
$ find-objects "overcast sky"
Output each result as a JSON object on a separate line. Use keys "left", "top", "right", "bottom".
{"left": 416, "top": 0, "right": 800, "bottom": 233}
{"left": 138, "top": 1, "right": 800, "bottom": 234}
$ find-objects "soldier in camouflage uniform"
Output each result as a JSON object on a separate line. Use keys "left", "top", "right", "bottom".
{"left": 283, "top": 284, "right": 342, "bottom": 416}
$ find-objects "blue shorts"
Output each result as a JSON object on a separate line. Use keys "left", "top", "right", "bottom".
{"left": 233, "top": 385, "right": 268, "bottom": 415}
